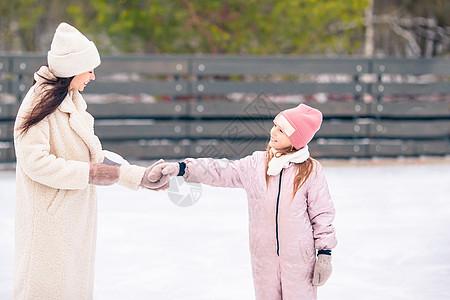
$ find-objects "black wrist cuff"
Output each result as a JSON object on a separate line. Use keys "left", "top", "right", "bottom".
{"left": 177, "top": 162, "right": 186, "bottom": 176}
{"left": 318, "top": 249, "right": 331, "bottom": 256}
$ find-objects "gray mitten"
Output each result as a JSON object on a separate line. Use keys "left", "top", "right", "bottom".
{"left": 312, "top": 254, "right": 332, "bottom": 286}
{"left": 89, "top": 163, "right": 120, "bottom": 186}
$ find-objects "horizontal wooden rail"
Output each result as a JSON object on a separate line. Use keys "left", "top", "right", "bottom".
{"left": 1, "top": 100, "right": 448, "bottom": 162}
{"left": 191, "top": 56, "right": 370, "bottom": 75}
{"left": 372, "top": 58, "right": 450, "bottom": 75}
{"left": 0, "top": 55, "right": 449, "bottom": 163}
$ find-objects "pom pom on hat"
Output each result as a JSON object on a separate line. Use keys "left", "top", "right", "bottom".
{"left": 47, "top": 22, "right": 101, "bottom": 78}
{"left": 274, "top": 103, "right": 322, "bottom": 150}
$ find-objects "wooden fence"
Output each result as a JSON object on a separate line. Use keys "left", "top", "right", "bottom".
{"left": 0, "top": 55, "right": 449, "bottom": 163}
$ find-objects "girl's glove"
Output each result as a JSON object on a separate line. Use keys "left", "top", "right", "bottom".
{"left": 89, "top": 163, "right": 120, "bottom": 186}
{"left": 147, "top": 162, "right": 180, "bottom": 182}
{"left": 312, "top": 254, "right": 332, "bottom": 286}
{"left": 140, "top": 160, "right": 171, "bottom": 191}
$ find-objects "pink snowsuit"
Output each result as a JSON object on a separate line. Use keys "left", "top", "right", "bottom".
{"left": 183, "top": 151, "right": 337, "bottom": 300}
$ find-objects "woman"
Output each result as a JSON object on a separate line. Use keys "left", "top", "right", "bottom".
{"left": 13, "top": 23, "right": 166, "bottom": 299}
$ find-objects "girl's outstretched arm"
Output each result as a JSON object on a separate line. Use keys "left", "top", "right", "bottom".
{"left": 148, "top": 152, "right": 265, "bottom": 190}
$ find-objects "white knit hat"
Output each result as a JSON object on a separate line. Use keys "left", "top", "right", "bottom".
{"left": 47, "top": 22, "right": 101, "bottom": 78}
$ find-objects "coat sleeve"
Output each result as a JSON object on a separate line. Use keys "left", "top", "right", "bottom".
{"left": 101, "top": 149, "right": 146, "bottom": 191}
{"left": 306, "top": 161, "right": 337, "bottom": 250}
{"left": 183, "top": 152, "right": 263, "bottom": 189}
{"left": 118, "top": 162, "right": 146, "bottom": 191}
{"left": 14, "top": 117, "right": 90, "bottom": 190}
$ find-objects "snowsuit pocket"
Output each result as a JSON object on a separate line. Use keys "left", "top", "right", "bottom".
{"left": 299, "top": 240, "right": 314, "bottom": 264}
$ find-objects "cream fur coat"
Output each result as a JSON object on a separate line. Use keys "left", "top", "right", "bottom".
{"left": 13, "top": 66, "right": 146, "bottom": 300}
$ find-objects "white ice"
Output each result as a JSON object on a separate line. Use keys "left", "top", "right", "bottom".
{"left": 1, "top": 159, "right": 450, "bottom": 300}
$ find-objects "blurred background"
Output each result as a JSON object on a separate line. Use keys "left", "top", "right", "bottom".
{"left": 1, "top": 0, "right": 449, "bottom": 163}
{"left": 0, "top": 0, "right": 449, "bottom": 162}
{"left": 1, "top": 0, "right": 449, "bottom": 56}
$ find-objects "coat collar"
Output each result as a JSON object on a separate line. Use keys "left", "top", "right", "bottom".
{"left": 62, "top": 92, "right": 102, "bottom": 163}
{"left": 267, "top": 146, "right": 310, "bottom": 176}
{"left": 58, "top": 89, "right": 88, "bottom": 113}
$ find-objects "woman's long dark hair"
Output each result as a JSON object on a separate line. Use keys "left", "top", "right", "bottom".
{"left": 18, "top": 71, "right": 74, "bottom": 135}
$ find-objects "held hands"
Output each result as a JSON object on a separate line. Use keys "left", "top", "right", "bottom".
{"left": 146, "top": 162, "right": 179, "bottom": 189}
{"left": 139, "top": 160, "right": 172, "bottom": 191}
{"left": 88, "top": 158, "right": 173, "bottom": 190}
{"left": 89, "top": 151, "right": 173, "bottom": 190}
{"left": 312, "top": 254, "right": 332, "bottom": 286}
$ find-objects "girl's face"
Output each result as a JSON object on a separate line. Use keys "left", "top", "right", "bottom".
{"left": 269, "top": 123, "right": 293, "bottom": 150}
{"left": 69, "top": 70, "right": 95, "bottom": 92}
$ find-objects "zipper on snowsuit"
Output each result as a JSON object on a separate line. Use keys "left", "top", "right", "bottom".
{"left": 275, "top": 169, "right": 283, "bottom": 256}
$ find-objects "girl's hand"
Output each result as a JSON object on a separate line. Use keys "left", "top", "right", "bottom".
{"left": 140, "top": 160, "right": 171, "bottom": 191}
{"left": 147, "top": 162, "right": 179, "bottom": 182}
{"left": 312, "top": 254, "right": 332, "bottom": 286}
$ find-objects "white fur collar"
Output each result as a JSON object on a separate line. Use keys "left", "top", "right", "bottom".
{"left": 267, "top": 145, "right": 310, "bottom": 176}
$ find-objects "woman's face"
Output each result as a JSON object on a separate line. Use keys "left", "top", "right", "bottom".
{"left": 269, "top": 123, "right": 293, "bottom": 150}
{"left": 69, "top": 70, "right": 95, "bottom": 92}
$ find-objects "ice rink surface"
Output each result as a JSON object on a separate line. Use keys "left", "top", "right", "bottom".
{"left": 1, "top": 158, "right": 450, "bottom": 299}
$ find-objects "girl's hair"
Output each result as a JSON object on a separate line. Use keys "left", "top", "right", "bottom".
{"left": 265, "top": 144, "right": 315, "bottom": 200}
{"left": 18, "top": 72, "right": 74, "bottom": 135}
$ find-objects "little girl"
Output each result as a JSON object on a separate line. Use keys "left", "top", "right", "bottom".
{"left": 150, "top": 103, "right": 337, "bottom": 300}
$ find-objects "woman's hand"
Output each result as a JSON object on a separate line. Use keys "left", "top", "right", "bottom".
{"left": 88, "top": 163, "right": 120, "bottom": 186}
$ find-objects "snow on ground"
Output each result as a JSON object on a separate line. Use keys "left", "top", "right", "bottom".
{"left": 1, "top": 159, "right": 450, "bottom": 300}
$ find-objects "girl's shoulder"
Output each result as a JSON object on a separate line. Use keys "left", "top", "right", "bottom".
{"left": 307, "top": 159, "right": 329, "bottom": 187}
{"left": 236, "top": 151, "right": 267, "bottom": 170}
{"left": 311, "top": 157, "right": 322, "bottom": 168}
{"left": 309, "top": 158, "right": 325, "bottom": 175}
{"left": 251, "top": 150, "right": 267, "bottom": 160}
{"left": 249, "top": 150, "right": 269, "bottom": 164}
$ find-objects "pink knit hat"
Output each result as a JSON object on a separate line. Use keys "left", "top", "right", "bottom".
{"left": 273, "top": 103, "right": 322, "bottom": 150}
